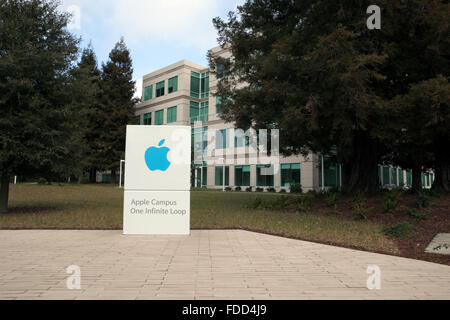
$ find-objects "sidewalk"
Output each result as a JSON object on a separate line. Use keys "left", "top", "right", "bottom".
{"left": 0, "top": 230, "right": 449, "bottom": 300}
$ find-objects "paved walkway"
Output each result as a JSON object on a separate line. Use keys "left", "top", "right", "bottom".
{"left": 0, "top": 230, "right": 449, "bottom": 300}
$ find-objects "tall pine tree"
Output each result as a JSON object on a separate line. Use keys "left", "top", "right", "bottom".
{"left": 0, "top": 0, "right": 80, "bottom": 212}
{"left": 210, "top": 0, "right": 449, "bottom": 194}
{"left": 98, "top": 38, "right": 135, "bottom": 183}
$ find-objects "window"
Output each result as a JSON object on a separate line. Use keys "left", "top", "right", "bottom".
{"left": 168, "top": 76, "right": 178, "bottom": 94}
{"left": 190, "top": 101, "right": 199, "bottom": 123}
{"left": 234, "top": 129, "right": 249, "bottom": 148}
{"left": 133, "top": 115, "right": 141, "bottom": 125}
{"left": 406, "top": 170, "right": 412, "bottom": 186}
{"left": 167, "top": 106, "right": 177, "bottom": 123}
{"left": 190, "top": 101, "right": 208, "bottom": 123}
{"left": 215, "top": 129, "right": 228, "bottom": 149}
{"left": 143, "top": 85, "right": 153, "bottom": 101}
{"left": 216, "top": 96, "right": 222, "bottom": 114}
{"left": 143, "top": 112, "right": 151, "bottom": 125}
{"left": 216, "top": 57, "right": 230, "bottom": 78}
{"left": 155, "top": 109, "right": 164, "bottom": 125}
{"left": 391, "top": 168, "right": 397, "bottom": 186}
{"left": 194, "top": 162, "right": 207, "bottom": 187}
{"left": 190, "top": 71, "right": 200, "bottom": 98}
{"left": 256, "top": 164, "right": 274, "bottom": 187}
{"left": 215, "top": 166, "right": 229, "bottom": 186}
{"left": 319, "top": 156, "right": 341, "bottom": 187}
{"left": 281, "top": 163, "right": 301, "bottom": 187}
{"left": 156, "top": 81, "right": 165, "bottom": 97}
{"left": 192, "top": 126, "right": 208, "bottom": 157}
{"left": 200, "top": 72, "right": 209, "bottom": 98}
{"left": 200, "top": 101, "right": 208, "bottom": 122}
{"left": 383, "top": 166, "right": 390, "bottom": 186}
{"left": 235, "top": 165, "right": 250, "bottom": 186}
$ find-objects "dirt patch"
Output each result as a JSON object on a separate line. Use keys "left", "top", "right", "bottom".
{"left": 313, "top": 193, "right": 450, "bottom": 265}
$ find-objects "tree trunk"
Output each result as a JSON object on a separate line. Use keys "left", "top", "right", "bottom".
{"left": 411, "top": 164, "right": 422, "bottom": 192}
{"left": 433, "top": 160, "right": 450, "bottom": 192}
{"left": 0, "top": 171, "right": 10, "bottom": 214}
{"left": 111, "top": 169, "right": 117, "bottom": 185}
{"left": 89, "top": 168, "right": 97, "bottom": 183}
{"left": 342, "top": 131, "right": 379, "bottom": 195}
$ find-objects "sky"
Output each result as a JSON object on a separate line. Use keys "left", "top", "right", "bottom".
{"left": 59, "top": 0, "right": 245, "bottom": 99}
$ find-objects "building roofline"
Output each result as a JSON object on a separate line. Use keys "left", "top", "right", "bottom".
{"left": 142, "top": 60, "right": 208, "bottom": 81}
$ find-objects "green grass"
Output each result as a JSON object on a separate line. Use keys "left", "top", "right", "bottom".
{"left": 0, "top": 184, "right": 398, "bottom": 253}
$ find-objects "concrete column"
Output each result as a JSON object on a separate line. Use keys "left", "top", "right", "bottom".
{"left": 301, "top": 154, "right": 316, "bottom": 192}
{"left": 274, "top": 164, "right": 281, "bottom": 189}
{"left": 250, "top": 164, "right": 257, "bottom": 188}
{"left": 229, "top": 165, "right": 235, "bottom": 187}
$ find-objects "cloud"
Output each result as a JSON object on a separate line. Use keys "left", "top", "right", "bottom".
{"left": 134, "top": 78, "right": 143, "bottom": 99}
{"left": 61, "top": 0, "right": 241, "bottom": 51}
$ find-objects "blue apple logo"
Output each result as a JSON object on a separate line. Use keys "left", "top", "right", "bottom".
{"left": 145, "top": 139, "right": 171, "bottom": 172}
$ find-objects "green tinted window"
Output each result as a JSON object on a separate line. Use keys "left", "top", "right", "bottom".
{"left": 234, "top": 129, "right": 249, "bottom": 148}
{"left": 190, "top": 71, "right": 200, "bottom": 98}
{"left": 406, "top": 170, "right": 412, "bottom": 186}
{"left": 256, "top": 164, "right": 274, "bottom": 187}
{"left": 391, "top": 168, "right": 397, "bottom": 186}
{"left": 143, "top": 112, "right": 151, "bottom": 125}
{"left": 383, "top": 166, "right": 390, "bottom": 186}
{"left": 167, "top": 106, "right": 177, "bottom": 123}
{"left": 235, "top": 165, "right": 250, "bottom": 186}
{"left": 143, "top": 85, "right": 153, "bottom": 101}
{"left": 319, "top": 156, "right": 341, "bottom": 187}
{"left": 156, "top": 81, "right": 165, "bottom": 97}
{"left": 133, "top": 115, "right": 141, "bottom": 125}
{"left": 155, "top": 109, "right": 164, "bottom": 125}
{"left": 200, "top": 101, "right": 208, "bottom": 122}
{"left": 281, "top": 163, "right": 301, "bottom": 187}
{"left": 215, "top": 166, "right": 229, "bottom": 186}
{"left": 215, "top": 129, "right": 228, "bottom": 149}
{"left": 201, "top": 72, "right": 209, "bottom": 98}
{"left": 168, "top": 76, "right": 178, "bottom": 94}
{"left": 190, "top": 101, "right": 199, "bottom": 123}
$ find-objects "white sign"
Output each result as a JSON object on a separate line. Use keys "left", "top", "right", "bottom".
{"left": 124, "top": 126, "right": 191, "bottom": 191}
{"left": 123, "top": 125, "right": 191, "bottom": 235}
{"left": 123, "top": 190, "right": 190, "bottom": 235}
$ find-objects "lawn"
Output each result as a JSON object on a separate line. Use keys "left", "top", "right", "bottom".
{"left": 1, "top": 184, "right": 449, "bottom": 265}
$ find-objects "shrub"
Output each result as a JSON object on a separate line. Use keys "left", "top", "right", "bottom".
{"left": 382, "top": 188, "right": 403, "bottom": 213}
{"left": 416, "top": 192, "right": 430, "bottom": 208}
{"left": 255, "top": 187, "right": 264, "bottom": 192}
{"left": 235, "top": 186, "right": 241, "bottom": 191}
{"left": 245, "top": 186, "right": 252, "bottom": 192}
{"left": 279, "top": 189, "right": 286, "bottom": 193}
{"left": 382, "top": 221, "right": 416, "bottom": 238}
{"left": 38, "top": 178, "right": 47, "bottom": 185}
{"left": 80, "top": 177, "right": 89, "bottom": 184}
{"left": 290, "top": 184, "right": 303, "bottom": 194}
{"left": 225, "top": 186, "right": 232, "bottom": 191}
{"left": 350, "top": 193, "right": 366, "bottom": 211}
{"left": 250, "top": 196, "right": 263, "bottom": 209}
{"left": 324, "top": 192, "right": 338, "bottom": 208}
{"left": 267, "top": 187, "right": 276, "bottom": 193}
{"left": 350, "top": 193, "right": 372, "bottom": 219}
{"left": 293, "top": 194, "right": 314, "bottom": 212}
{"left": 404, "top": 206, "right": 428, "bottom": 220}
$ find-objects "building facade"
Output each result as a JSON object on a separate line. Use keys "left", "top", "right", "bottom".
{"left": 134, "top": 46, "right": 432, "bottom": 191}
